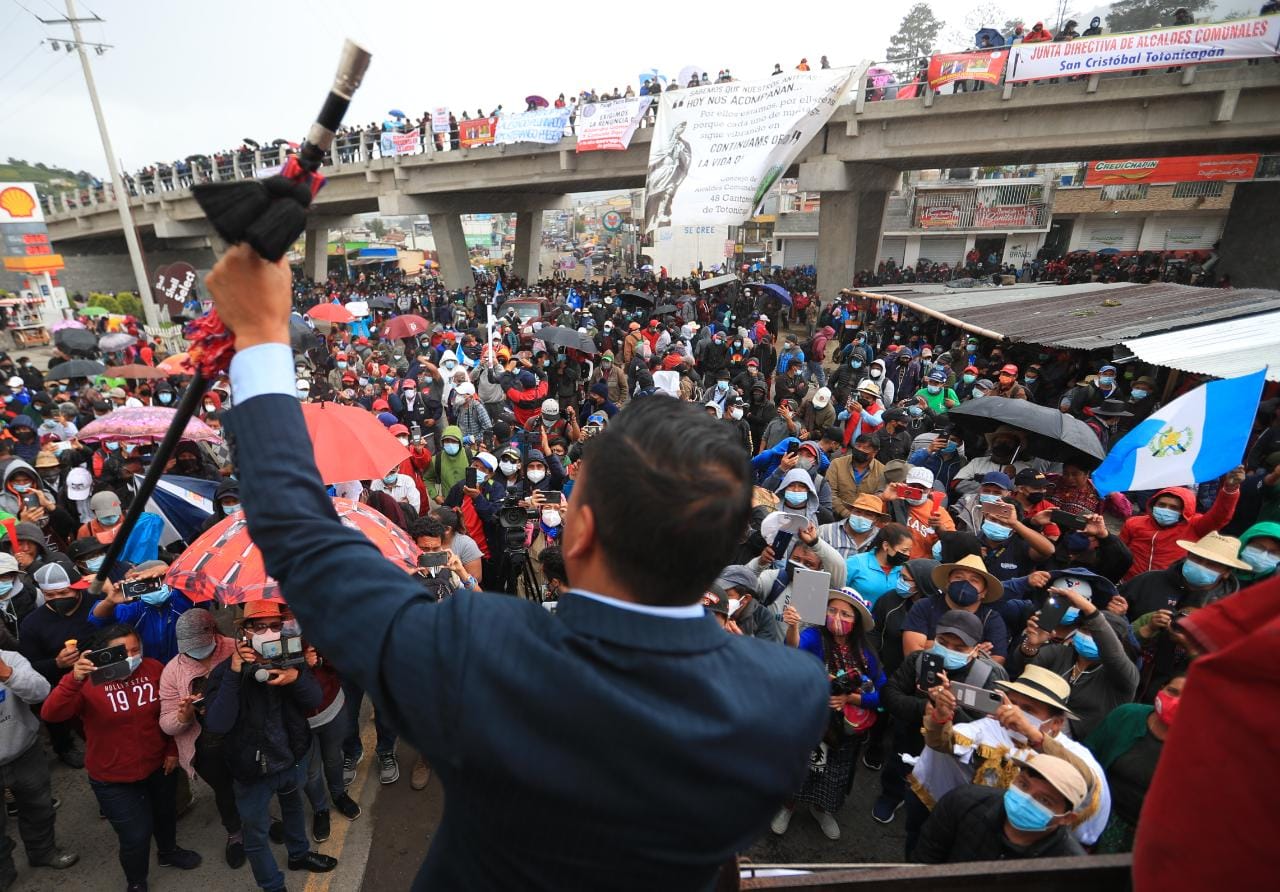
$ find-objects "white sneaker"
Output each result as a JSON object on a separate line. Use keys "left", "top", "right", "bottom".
{"left": 810, "top": 805, "right": 840, "bottom": 840}
{"left": 770, "top": 806, "right": 794, "bottom": 836}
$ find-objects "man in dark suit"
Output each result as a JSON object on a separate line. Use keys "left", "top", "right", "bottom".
{"left": 207, "top": 245, "right": 829, "bottom": 891}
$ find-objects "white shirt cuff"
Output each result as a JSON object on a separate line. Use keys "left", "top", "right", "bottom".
{"left": 229, "top": 343, "right": 296, "bottom": 403}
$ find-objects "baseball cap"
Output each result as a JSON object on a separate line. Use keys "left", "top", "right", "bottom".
{"left": 175, "top": 608, "right": 218, "bottom": 654}
{"left": 883, "top": 408, "right": 908, "bottom": 423}
{"left": 906, "top": 466, "right": 935, "bottom": 488}
{"left": 812, "top": 387, "right": 832, "bottom": 409}
{"left": 0, "top": 553, "right": 18, "bottom": 575}
{"left": 701, "top": 582, "right": 730, "bottom": 616}
{"left": 34, "top": 563, "right": 88, "bottom": 592}
{"left": 67, "top": 537, "right": 108, "bottom": 562}
{"left": 927, "top": 368, "right": 948, "bottom": 383}
{"left": 66, "top": 467, "right": 93, "bottom": 500}
{"left": 1014, "top": 468, "right": 1047, "bottom": 487}
{"left": 1012, "top": 753, "right": 1089, "bottom": 811}
{"left": 883, "top": 460, "right": 911, "bottom": 483}
{"left": 999, "top": 364, "right": 1019, "bottom": 376}
{"left": 981, "top": 471, "right": 1013, "bottom": 490}
{"left": 90, "top": 491, "right": 121, "bottom": 521}
{"left": 455, "top": 381, "right": 476, "bottom": 397}
{"left": 6, "top": 376, "right": 22, "bottom": 389}
{"left": 541, "top": 398, "right": 559, "bottom": 418}
{"left": 474, "top": 452, "right": 498, "bottom": 473}
{"left": 935, "top": 609, "right": 983, "bottom": 647}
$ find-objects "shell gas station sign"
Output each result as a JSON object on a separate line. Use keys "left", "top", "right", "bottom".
{"left": 0, "top": 182, "right": 64, "bottom": 274}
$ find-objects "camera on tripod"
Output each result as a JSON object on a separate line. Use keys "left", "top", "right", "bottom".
{"left": 498, "top": 493, "right": 537, "bottom": 530}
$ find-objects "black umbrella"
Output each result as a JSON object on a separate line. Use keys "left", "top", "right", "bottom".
{"left": 53, "top": 328, "right": 98, "bottom": 356}
{"left": 243, "top": 138, "right": 260, "bottom": 149}
{"left": 289, "top": 314, "right": 320, "bottom": 353}
{"left": 946, "top": 397, "right": 1106, "bottom": 469}
{"left": 619, "top": 289, "right": 654, "bottom": 306}
{"left": 368, "top": 296, "right": 395, "bottom": 310}
{"left": 47, "top": 359, "right": 107, "bottom": 380}
{"left": 653, "top": 304, "right": 679, "bottom": 316}
{"left": 536, "top": 325, "right": 599, "bottom": 355}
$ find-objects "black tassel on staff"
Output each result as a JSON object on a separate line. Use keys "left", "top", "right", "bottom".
{"left": 88, "top": 40, "right": 372, "bottom": 596}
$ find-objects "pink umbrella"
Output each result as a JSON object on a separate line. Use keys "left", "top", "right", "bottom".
{"left": 50, "top": 319, "right": 87, "bottom": 332}
{"left": 78, "top": 406, "right": 221, "bottom": 445}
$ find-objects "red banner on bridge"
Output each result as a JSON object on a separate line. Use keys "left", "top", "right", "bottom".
{"left": 1084, "top": 153, "right": 1259, "bottom": 186}
{"left": 927, "top": 51, "right": 1008, "bottom": 89}
{"left": 458, "top": 116, "right": 498, "bottom": 148}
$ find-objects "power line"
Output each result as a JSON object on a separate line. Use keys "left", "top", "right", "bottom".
{"left": 3, "top": 49, "right": 65, "bottom": 96}
{"left": 0, "top": 41, "right": 40, "bottom": 85}
{"left": 0, "top": 63, "right": 78, "bottom": 127}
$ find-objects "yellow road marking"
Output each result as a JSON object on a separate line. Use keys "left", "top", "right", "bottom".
{"left": 304, "top": 715, "right": 378, "bottom": 892}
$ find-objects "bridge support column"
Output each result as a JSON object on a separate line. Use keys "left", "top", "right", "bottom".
{"left": 801, "top": 159, "right": 898, "bottom": 298}
{"left": 303, "top": 225, "right": 328, "bottom": 283}
{"left": 429, "top": 213, "right": 476, "bottom": 291}
{"left": 511, "top": 211, "right": 541, "bottom": 284}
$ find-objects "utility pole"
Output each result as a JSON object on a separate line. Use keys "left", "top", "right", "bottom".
{"left": 42, "top": 0, "right": 161, "bottom": 327}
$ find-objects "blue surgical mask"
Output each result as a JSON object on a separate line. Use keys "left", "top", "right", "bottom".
{"left": 1242, "top": 545, "right": 1280, "bottom": 576}
{"left": 105, "top": 441, "right": 120, "bottom": 451}
{"left": 185, "top": 642, "right": 216, "bottom": 661}
{"left": 1098, "top": 376, "right": 1115, "bottom": 388}
{"left": 1130, "top": 388, "right": 1149, "bottom": 400}
{"left": 932, "top": 540, "right": 944, "bottom": 561}
{"left": 337, "top": 361, "right": 348, "bottom": 370}
{"left": 84, "top": 555, "right": 105, "bottom": 572}
{"left": 1061, "top": 607, "right": 1080, "bottom": 625}
{"left": 927, "top": 385, "right": 942, "bottom": 395}
{"left": 99, "top": 514, "right": 121, "bottom": 527}
{"left": 716, "top": 380, "right": 729, "bottom": 392}
{"left": 1072, "top": 631, "right": 1099, "bottom": 660}
{"left": 443, "top": 442, "right": 461, "bottom": 456}
{"left": 10, "top": 483, "right": 31, "bottom": 493}
{"left": 474, "top": 471, "right": 487, "bottom": 486}
{"left": 158, "top": 392, "right": 173, "bottom": 405}
{"left": 979, "top": 493, "right": 1002, "bottom": 505}
{"left": 1003, "top": 785, "right": 1055, "bottom": 832}
{"left": 1151, "top": 506, "right": 1181, "bottom": 527}
{"left": 930, "top": 642, "right": 972, "bottom": 672}
{"left": 1181, "top": 559, "right": 1221, "bottom": 587}
{"left": 943, "top": 441, "right": 958, "bottom": 454}
{"left": 895, "top": 576, "right": 914, "bottom": 595}
{"left": 783, "top": 490, "right": 808, "bottom": 508}
{"left": 963, "top": 374, "right": 976, "bottom": 384}
{"left": 847, "top": 514, "right": 874, "bottom": 534}
{"left": 851, "top": 360, "right": 862, "bottom": 369}
{"left": 0, "top": 580, "right": 12, "bottom": 599}
{"left": 140, "top": 585, "right": 172, "bottom": 606}
{"left": 126, "top": 655, "right": 143, "bottom": 675}
{"left": 982, "top": 520, "right": 1013, "bottom": 542}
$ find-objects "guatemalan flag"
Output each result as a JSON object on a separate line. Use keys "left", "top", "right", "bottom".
{"left": 1092, "top": 368, "right": 1267, "bottom": 495}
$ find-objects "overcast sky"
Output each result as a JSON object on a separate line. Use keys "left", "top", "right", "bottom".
{"left": 0, "top": 0, "right": 1236, "bottom": 180}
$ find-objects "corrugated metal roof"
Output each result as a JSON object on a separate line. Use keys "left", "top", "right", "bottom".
{"left": 1122, "top": 310, "right": 1280, "bottom": 382}
{"left": 864, "top": 282, "right": 1280, "bottom": 350}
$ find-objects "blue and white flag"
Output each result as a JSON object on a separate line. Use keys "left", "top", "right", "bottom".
{"left": 493, "top": 275, "right": 503, "bottom": 298}
{"left": 1092, "top": 368, "right": 1266, "bottom": 495}
{"left": 567, "top": 288, "right": 582, "bottom": 310}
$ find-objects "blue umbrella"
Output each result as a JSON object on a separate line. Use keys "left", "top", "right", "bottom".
{"left": 148, "top": 475, "right": 219, "bottom": 545}
{"left": 974, "top": 27, "right": 1004, "bottom": 47}
{"left": 638, "top": 68, "right": 668, "bottom": 86}
{"left": 388, "top": 108, "right": 407, "bottom": 118}
{"left": 762, "top": 282, "right": 792, "bottom": 305}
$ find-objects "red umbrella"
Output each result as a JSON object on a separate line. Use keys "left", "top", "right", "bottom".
{"left": 165, "top": 498, "right": 421, "bottom": 605}
{"left": 379, "top": 314, "right": 431, "bottom": 340}
{"left": 307, "top": 303, "right": 355, "bottom": 324}
{"left": 301, "top": 400, "right": 409, "bottom": 484}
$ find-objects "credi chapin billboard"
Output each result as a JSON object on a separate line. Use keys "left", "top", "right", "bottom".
{"left": 1084, "top": 154, "right": 1259, "bottom": 186}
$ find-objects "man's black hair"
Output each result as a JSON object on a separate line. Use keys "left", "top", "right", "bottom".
{"left": 538, "top": 547, "right": 568, "bottom": 584}
{"left": 409, "top": 516, "right": 446, "bottom": 542}
{"left": 579, "top": 398, "right": 750, "bottom": 606}
{"left": 91, "top": 622, "right": 141, "bottom": 652}
{"left": 429, "top": 505, "right": 460, "bottom": 532}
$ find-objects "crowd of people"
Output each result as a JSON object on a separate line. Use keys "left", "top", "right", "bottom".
{"left": 853, "top": 249, "right": 1227, "bottom": 288}
{"left": 0, "top": 257, "right": 1273, "bottom": 889}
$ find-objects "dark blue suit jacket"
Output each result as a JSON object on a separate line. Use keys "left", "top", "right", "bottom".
{"left": 228, "top": 393, "right": 829, "bottom": 891}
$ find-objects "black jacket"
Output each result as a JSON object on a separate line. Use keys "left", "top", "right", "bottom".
{"left": 882, "top": 650, "right": 1007, "bottom": 753}
{"left": 913, "top": 784, "right": 1085, "bottom": 863}
{"left": 204, "top": 657, "right": 322, "bottom": 782}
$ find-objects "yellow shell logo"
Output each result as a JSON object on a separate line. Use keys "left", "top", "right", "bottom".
{"left": 0, "top": 187, "right": 36, "bottom": 218}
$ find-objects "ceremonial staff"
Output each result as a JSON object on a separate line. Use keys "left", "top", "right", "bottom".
{"left": 87, "top": 39, "right": 372, "bottom": 596}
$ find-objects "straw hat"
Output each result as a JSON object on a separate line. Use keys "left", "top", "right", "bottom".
{"left": 849, "top": 494, "right": 888, "bottom": 518}
{"left": 995, "top": 665, "right": 1079, "bottom": 720}
{"left": 983, "top": 424, "right": 1028, "bottom": 448}
{"left": 1175, "top": 531, "right": 1251, "bottom": 571}
{"left": 931, "top": 553, "right": 1003, "bottom": 604}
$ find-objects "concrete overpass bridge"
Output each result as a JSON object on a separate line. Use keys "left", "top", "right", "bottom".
{"left": 39, "top": 61, "right": 1280, "bottom": 296}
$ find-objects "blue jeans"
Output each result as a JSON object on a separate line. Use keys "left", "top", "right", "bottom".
{"left": 90, "top": 767, "right": 179, "bottom": 886}
{"left": 304, "top": 707, "right": 348, "bottom": 813}
{"left": 806, "top": 359, "right": 827, "bottom": 388}
{"left": 233, "top": 763, "right": 308, "bottom": 892}
{"left": 340, "top": 678, "right": 396, "bottom": 759}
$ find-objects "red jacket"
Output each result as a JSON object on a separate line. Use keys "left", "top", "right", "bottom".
{"left": 1119, "top": 485, "right": 1239, "bottom": 581}
{"left": 506, "top": 377, "right": 549, "bottom": 427}
{"left": 42, "top": 658, "right": 176, "bottom": 782}
{"left": 1133, "top": 572, "right": 1279, "bottom": 890}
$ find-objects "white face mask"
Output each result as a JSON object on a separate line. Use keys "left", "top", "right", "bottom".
{"left": 498, "top": 460, "right": 519, "bottom": 477}
{"left": 541, "top": 509, "right": 562, "bottom": 528}
{"left": 397, "top": 436, "right": 410, "bottom": 447}
{"left": 527, "top": 468, "right": 547, "bottom": 484}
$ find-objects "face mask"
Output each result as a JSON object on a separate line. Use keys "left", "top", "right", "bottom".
{"left": 48, "top": 595, "right": 79, "bottom": 616}
{"left": 1181, "top": 559, "right": 1221, "bottom": 588}
{"left": 728, "top": 407, "right": 743, "bottom": 420}
{"left": 473, "top": 471, "right": 487, "bottom": 487}
{"left": 895, "top": 576, "right": 914, "bottom": 595}
{"left": 0, "top": 580, "right": 12, "bottom": 600}
{"left": 851, "top": 359, "right": 863, "bottom": 369}
{"left": 982, "top": 520, "right": 1013, "bottom": 542}
{"left": 1024, "top": 376, "right": 1037, "bottom": 385}
{"left": 1003, "top": 785, "right": 1055, "bottom": 832}
{"left": 885, "top": 550, "right": 910, "bottom": 567}
{"left": 932, "top": 541, "right": 944, "bottom": 561}
{"left": 126, "top": 655, "right": 143, "bottom": 675}
{"left": 826, "top": 614, "right": 853, "bottom": 636}
{"left": 105, "top": 441, "right": 120, "bottom": 452}
{"left": 847, "top": 514, "right": 873, "bottom": 534}
{"left": 1131, "top": 388, "right": 1149, "bottom": 400}
{"left": 10, "top": 483, "right": 31, "bottom": 493}
{"left": 930, "top": 641, "right": 972, "bottom": 672}
{"left": 1151, "top": 505, "right": 1181, "bottom": 527}
{"left": 1060, "top": 607, "right": 1080, "bottom": 626}
{"left": 383, "top": 473, "right": 399, "bottom": 486}
{"left": 527, "top": 468, "right": 547, "bottom": 484}
{"left": 158, "top": 393, "right": 173, "bottom": 405}
{"left": 869, "top": 368, "right": 881, "bottom": 378}
{"left": 947, "top": 579, "right": 980, "bottom": 607}
{"left": 851, "top": 450, "right": 872, "bottom": 465}
{"left": 715, "top": 381, "right": 729, "bottom": 392}
{"left": 337, "top": 361, "right": 348, "bottom": 370}
{"left": 443, "top": 442, "right": 461, "bottom": 456}
{"left": 943, "top": 441, "right": 959, "bottom": 454}
{"left": 250, "top": 630, "right": 280, "bottom": 656}
{"left": 140, "top": 585, "right": 172, "bottom": 606}
{"left": 498, "top": 460, "right": 519, "bottom": 477}
{"left": 186, "top": 642, "right": 216, "bottom": 661}
{"left": 443, "top": 361, "right": 457, "bottom": 371}
{"left": 1098, "top": 376, "right": 1115, "bottom": 388}
{"left": 1242, "top": 545, "right": 1280, "bottom": 576}
{"left": 84, "top": 554, "right": 106, "bottom": 572}
{"left": 963, "top": 374, "right": 976, "bottom": 384}
{"left": 1154, "top": 689, "right": 1180, "bottom": 725}
{"left": 1026, "top": 490, "right": 1046, "bottom": 504}
{"left": 926, "top": 385, "right": 942, "bottom": 395}
{"left": 990, "top": 444, "right": 1014, "bottom": 461}
{"left": 99, "top": 514, "right": 121, "bottom": 527}
{"left": 906, "top": 494, "right": 928, "bottom": 506}
{"left": 541, "top": 509, "right": 561, "bottom": 528}
{"left": 204, "top": 403, "right": 216, "bottom": 413}
{"left": 1071, "top": 631, "right": 1099, "bottom": 660}
{"left": 783, "top": 490, "right": 808, "bottom": 508}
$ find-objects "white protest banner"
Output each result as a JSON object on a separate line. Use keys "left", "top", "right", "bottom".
{"left": 643, "top": 69, "right": 852, "bottom": 233}
{"left": 494, "top": 108, "right": 571, "bottom": 145}
{"left": 380, "top": 130, "right": 420, "bottom": 156}
{"left": 1007, "top": 15, "right": 1280, "bottom": 81}
{"left": 432, "top": 107, "right": 451, "bottom": 134}
{"left": 576, "top": 96, "right": 654, "bottom": 152}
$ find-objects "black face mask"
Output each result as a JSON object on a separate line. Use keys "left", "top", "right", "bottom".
{"left": 990, "top": 443, "right": 1015, "bottom": 461}
{"left": 48, "top": 595, "right": 80, "bottom": 616}
{"left": 885, "top": 550, "right": 910, "bottom": 567}
{"left": 1026, "top": 490, "right": 1046, "bottom": 503}
{"left": 851, "top": 450, "right": 873, "bottom": 465}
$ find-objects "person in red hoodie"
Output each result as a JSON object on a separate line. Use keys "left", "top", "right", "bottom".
{"left": 1119, "top": 471, "right": 1243, "bottom": 581}
{"left": 42, "top": 623, "right": 201, "bottom": 890}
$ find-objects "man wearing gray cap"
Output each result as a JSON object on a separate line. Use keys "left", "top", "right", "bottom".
{"left": 714, "top": 565, "right": 781, "bottom": 642}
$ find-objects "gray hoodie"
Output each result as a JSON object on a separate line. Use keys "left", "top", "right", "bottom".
{"left": 0, "top": 459, "right": 39, "bottom": 518}
{"left": 772, "top": 467, "right": 820, "bottom": 524}
{"left": 0, "top": 649, "right": 50, "bottom": 764}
